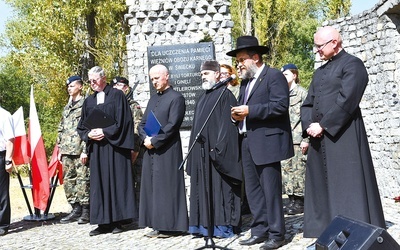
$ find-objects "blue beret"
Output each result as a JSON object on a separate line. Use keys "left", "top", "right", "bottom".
{"left": 66, "top": 75, "right": 82, "bottom": 85}
{"left": 112, "top": 76, "right": 129, "bottom": 86}
{"left": 281, "top": 64, "right": 298, "bottom": 72}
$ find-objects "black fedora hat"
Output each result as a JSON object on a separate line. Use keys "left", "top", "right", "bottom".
{"left": 226, "top": 36, "right": 269, "bottom": 57}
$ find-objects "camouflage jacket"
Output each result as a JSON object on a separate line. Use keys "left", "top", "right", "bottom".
{"left": 57, "top": 97, "right": 86, "bottom": 155}
{"left": 289, "top": 84, "right": 309, "bottom": 145}
{"left": 126, "top": 87, "right": 144, "bottom": 152}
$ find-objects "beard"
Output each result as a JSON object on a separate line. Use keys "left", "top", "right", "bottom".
{"left": 240, "top": 61, "right": 258, "bottom": 80}
{"left": 202, "top": 80, "right": 216, "bottom": 90}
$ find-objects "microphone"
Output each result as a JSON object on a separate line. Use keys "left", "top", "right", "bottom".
{"left": 212, "top": 75, "right": 236, "bottom": 90}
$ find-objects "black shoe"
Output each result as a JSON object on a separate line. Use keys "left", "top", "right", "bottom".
{"left": 89, "top": 225, "right": 113, "bottom": 236}
{"left": 239, "top": 235, "right": 269, "bottom": 246}
{"left": 78, "top": 205, "right": 90, "bottom": 224}
{"left": 0, "top": 228, "right": 8, "bottom": 236}
{"left": 112, "top": 225, "right": 124, "bottom": 234}
{"left": 259, "top": 239, "right": 285, "bottom": 249}
{"left": 157, "top": 231, "right": 184, "bottom": 238}
{"left": 145, "top": 230, "right": 160, "bottom": 238}
{"left": 78, "top": 217, "right": 90, "bottom": 224}
{"left": 287, "top": 197, "right": 304, "bottom": 215}
{"left": 283, "top": 195, "right": 295, "bottom": 214}
{"left": 286, "top": 206, "right": 304, "bottom": 215}
{"left": 60, "top": 203, "right": 82, "bottom": 224}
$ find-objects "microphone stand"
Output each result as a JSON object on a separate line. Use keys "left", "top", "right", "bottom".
{"left": 179, "top": 84, "right": 231, "bottom": 250}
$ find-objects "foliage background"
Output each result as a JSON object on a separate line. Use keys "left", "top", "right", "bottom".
{"left": 0, "top": 0, "right": 350, "bottom": 156}
{"left": 0, "top": 0, "right": 129, "bottom": 155}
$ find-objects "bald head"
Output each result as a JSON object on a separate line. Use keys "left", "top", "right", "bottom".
{"left": 149, "top": 64, "right": 170, "bottom": 92}
{"left": 315, "top": 26, "right": 342, "bottom": 45}
{"left": 314, "top": 26, "right": 343, "bottom": 60}
{"left": 149, "top": 64, "right": 169, "bottom": 75}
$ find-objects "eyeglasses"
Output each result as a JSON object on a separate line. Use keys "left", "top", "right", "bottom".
{"left": 314, "top": 39, "right": 333, "bottom": 51}
{"left": 88, "top": 77, "right": 102, "bottom": 84}
{"left": 220, "top": 72, "right": 230, "bottom": 76}
{"left": 235, "top": 57, "right": 250, "bottom": 66}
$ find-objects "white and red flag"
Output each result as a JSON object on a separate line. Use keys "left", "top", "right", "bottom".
{"left": 12, "top": 106, "right": 29, "bottom": 165}
{"left": 28, "top": 85, "right": 50, "bottom": 211}
{"left": 48, "top": 144, "right": 63, "bottom": 185}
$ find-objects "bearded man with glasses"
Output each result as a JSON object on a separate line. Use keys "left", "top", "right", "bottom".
{"left": 228, "top": 36, "right": 294, "bottom": 250}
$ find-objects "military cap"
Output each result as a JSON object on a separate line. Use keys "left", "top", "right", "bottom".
{"left": 66, "top": 75, "right": 83, "bottom": 85}
{"left": 281, "top": 64, "right": 298, "bottom": 72}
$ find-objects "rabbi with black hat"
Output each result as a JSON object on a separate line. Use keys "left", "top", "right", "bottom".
{"left": 229, "top": 36, "right": 294, "bottom": 249}
{"left": 186, "top": 60, "right": 242, "bottom": 238}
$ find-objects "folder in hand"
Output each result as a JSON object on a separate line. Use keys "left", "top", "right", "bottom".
{"left": 83, "top": 108, "right": 115, "bottom": 129}
{"left": 143, "top": 110, "right": 162, "bottom": 137}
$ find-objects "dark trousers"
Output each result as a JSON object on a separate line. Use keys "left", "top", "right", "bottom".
{"left": 241, "top": 137, "right": 285, "bottom": 240}
{"left": 0, "top": 151, "right": 11, "bottom": 230}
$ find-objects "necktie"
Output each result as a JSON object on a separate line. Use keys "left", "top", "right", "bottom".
{"left": 243, "top": 81, "right": 251, "bottom": 104}
{"left": 239, "top": 79, "right": 253, "bottom": 131}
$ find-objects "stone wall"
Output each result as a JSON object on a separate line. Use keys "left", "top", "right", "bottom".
{"left": 124, "top": 0, "right": 235, "bottom": 193}
{"left": 124, "top": 0, "right": 234, "bottom": 109}
{"left": 322, "top": 0, "right": 400, "bottom": 197}
{"left": 124, "top": 0, "right": 400, "bottom": 197}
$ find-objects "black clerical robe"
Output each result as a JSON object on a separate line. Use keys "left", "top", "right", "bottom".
{"left": 138, "top": 87, "right": 188, "bottom": 232}
{"left": 186, "top": 85, "right": 242, "bottom": 228}
{"left": 301, "top": 50, "right": 386, "bottom": 238}
{"left": 77, "top": 84, "right": 136, "bottom": 225}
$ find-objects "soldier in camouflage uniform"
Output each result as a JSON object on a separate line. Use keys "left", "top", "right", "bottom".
{"left": 57, "top": 75, "right": 90, "bottom": 224}
{"left": 112, "top": 77, "right": 144, "bottom": 211}
{"left": 280, "top": 64, "right": 309, "bottom": 215}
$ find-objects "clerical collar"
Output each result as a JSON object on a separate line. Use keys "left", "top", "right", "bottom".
{"left": 330, "top": 49, "right": 345, "bottom": 62}
{"left": 157, "top": 86, "right": 172, "bottom": 95}
{"left": 97, "top": 91, "right": 105, "bottom": 104}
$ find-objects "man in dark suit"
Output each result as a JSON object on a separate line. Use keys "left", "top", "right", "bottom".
{"left": 228, "top": 36, "right": 294, "bottom": 250}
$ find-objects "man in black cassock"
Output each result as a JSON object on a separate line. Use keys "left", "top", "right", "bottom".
{"left": 77, "top": 66, "right": 136, "bottom": 236}
{"left": 301, "top": 26, "right": 386, "bottom": 238}
{"left": 138, "top": 64, "right": 188, "bottom": 238}
{"left": 186, "top": 60, "right": 242, "bottom": 238}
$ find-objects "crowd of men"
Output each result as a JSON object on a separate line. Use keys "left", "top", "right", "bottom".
{"left": 0, "top": 26, "right": 387, "bottom": 250}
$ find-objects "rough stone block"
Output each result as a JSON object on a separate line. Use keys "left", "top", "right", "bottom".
{"left": 195, "top": 7, "right": 207, "bottom": 15}
{"left": 183, "top": 8, "right": 194, "bottom": 16}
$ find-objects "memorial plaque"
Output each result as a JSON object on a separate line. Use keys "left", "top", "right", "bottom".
{"left": 147, "top": 42, "right": 215, "bottom": 128}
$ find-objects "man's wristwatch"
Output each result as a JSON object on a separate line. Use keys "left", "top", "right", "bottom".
{"left": 5, "top": 160, "right": 12, "bottom": 165}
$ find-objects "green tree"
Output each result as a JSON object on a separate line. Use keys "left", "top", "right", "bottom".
{"left": 1, "top": 0, "right": 129, "bottom": 154}
{"left": 0, "top": 60, "right": 31, "bottom": 114}
{"left": 324, "top": 0, "right": 351, "bottom": 19}
{"left": 230, "top": 0, "right": 351, "bottom": 87}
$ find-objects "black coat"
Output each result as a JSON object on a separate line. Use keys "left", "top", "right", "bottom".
{"left": 138, "top": 87, "right": 188, "bottom": 231}
{"left": 239, "top": 65, "right": 294, "bottom": 164}
{"left": 301, "top": 50, "right": 386, "bottom": 238}
{"left": 237, "top": 64, "right": 293, "bottom": 239}
{"left": 77, "top": 84, "right": 136, "bottom": 224}
{"left": 186, "top": 86, "right": 242, "bottom": 227}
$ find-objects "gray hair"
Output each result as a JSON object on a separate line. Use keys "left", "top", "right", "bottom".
{"left": 88, "top": 66, "right": 106, "bottom": 77}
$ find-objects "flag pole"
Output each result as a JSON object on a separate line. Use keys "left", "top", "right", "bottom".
{"left": 14, "top": 165, "right": 34, "bottom": 216}
{"left": 44, "top": 175, "right": 59, "bottom": 216}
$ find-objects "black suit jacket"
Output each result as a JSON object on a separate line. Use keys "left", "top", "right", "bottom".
{"left": 238, "top": 65, "right": 294, "bottom": 165}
